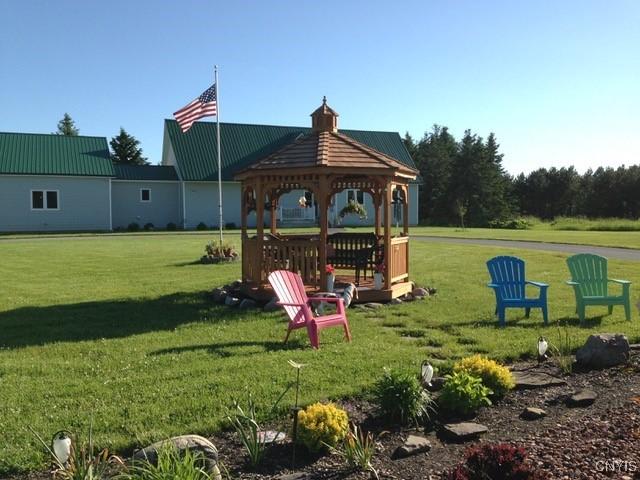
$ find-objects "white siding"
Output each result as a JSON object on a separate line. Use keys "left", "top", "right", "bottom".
{"left": 111, "top": 181, "right": 181, "bottom": 229}
{"left": 0, "top": 175, "right": 111, "bottom": 232}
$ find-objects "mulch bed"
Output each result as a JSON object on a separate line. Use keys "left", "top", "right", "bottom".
{"left": 216, "top": 353, "right": 640, "bottom": 480}
{"left": 6, "top": 353, "right": 640, "bottom": 480}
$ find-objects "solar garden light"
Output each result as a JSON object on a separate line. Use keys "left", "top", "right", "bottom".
{"left": 52, "top": 430, "right": 72, "bottom": 466}
{"left": 421, "top": 361, "right": 434, "bottom": 387}
{"left": 537, "top": 336, "right": 548, "bottom": 363}
{"left": 288, "top": 360, "right": 305, "bottom": 468}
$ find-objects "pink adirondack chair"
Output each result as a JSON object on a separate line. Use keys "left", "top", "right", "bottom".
{"left": 268, "top": 270, "right": 352, "bottom": 349}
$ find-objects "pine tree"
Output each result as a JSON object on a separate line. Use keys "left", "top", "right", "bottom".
{"left": 110, "top": 128, "right": 149, "bottom": 165}
{"left": 55, "top": 113, "right": 79, "bottom": 136}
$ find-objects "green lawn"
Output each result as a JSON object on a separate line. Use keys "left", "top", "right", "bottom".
{"left": 406, "top": 226, "right": 640, "bottom": 249}
{"left": 0, "top": 234, "right": 638, "bottom": 474}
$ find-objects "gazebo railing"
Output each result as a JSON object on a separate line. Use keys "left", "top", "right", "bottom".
{"left": 242, "top": 237, "right": 320, "bottom": 286}
{"left": 389, "top": 236, "right": 409, "bottom": 283}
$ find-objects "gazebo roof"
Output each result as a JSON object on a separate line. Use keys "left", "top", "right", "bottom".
{"left": 236, "top": 130, "right": 417, "bottom": 179}
{"left": 235, "top": 99, "right": 418, "bottom": 180}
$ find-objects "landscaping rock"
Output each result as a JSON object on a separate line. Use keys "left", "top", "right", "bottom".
{"left": 566, "top": 389, "right": 597, "bottom": 407}
{"left": 263, "top": 297, "right": 281, "bottom": 312}
{"left": 520, "top": 407, "right": 547, "bottom": 420}
{"left": 224, "top": 296, "right": 240, "bottom": 307}
{"left": 239, "top": 298, "right": 257, "bottom": 309}
{"left": 257, "top": 430, "right": 286, "bottom": 444}
{"left": 133, "top": 435, "right": 221, "bottom": 479}
{"left": 512, "top": 371, "right": 567, "bottom": 389}
{"left": 630, "top": 343, "right": 640, "bottom": 351}
{"left": 364, "top": 302, "right": 384, "bottom": 309}
{"left": 276, "top": 474, "right": 308, "bottom": 480}
{"left": 442, "top": 422, "right": 488, "bottom": 442}
{"left": 210, "top": 288, "right": 227, "bottom": 304}
{"left": 390, "top": 298, "right": 403, "bottom": 305}
{"left": 425, "top": 376, "right": 446, "bottom": 392}
{"left": 403, "top": 293, "right": 415, "bottom": 302}
{"left": 576, "top": 333, "right": 630, "bottom": 369}
{"left": 392, "top": 434, "right": 431, "bottom": 459}
{"left": 412, "top": 287, "right": 429, "bottom": 298}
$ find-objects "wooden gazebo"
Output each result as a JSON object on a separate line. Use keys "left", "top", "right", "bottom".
{"left": 235, "top": 98, "right": 418, "bottom": 303}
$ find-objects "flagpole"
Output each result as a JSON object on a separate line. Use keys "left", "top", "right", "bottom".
{"left": 215, "top": 65, "right": 223, "bottom": 246}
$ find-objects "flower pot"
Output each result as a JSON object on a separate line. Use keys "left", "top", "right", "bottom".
{"left": 374, "top": 273, "right": 383, "bottom": 290}
{"left": 326, "top": 273, "right": 335, "bottom": 292}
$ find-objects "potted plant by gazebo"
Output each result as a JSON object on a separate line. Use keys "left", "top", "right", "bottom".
{"left": 374, "top": 262, "right": 385, "bottom": 290}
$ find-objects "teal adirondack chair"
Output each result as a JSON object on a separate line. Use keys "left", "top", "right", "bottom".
{"left": 566, "top": 253, "right": 632, "bottom": 324}
{"left": 487, "top": 256, "right": 549, "bottom": 327}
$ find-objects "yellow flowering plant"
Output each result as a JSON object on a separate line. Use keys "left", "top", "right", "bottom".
{"left": 297, "top": 402, "right": 348, "bottom": 452}
{"left": 453, "top": 354, "right": 515, "bottom": 397}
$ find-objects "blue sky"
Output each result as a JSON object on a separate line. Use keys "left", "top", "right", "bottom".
{"left": 1, "top": 0, "right": 638, "bottom": 174}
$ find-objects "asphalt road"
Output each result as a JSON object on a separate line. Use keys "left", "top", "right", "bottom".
{"left": 412, "top": 236, "right": 640, "bottom": 262}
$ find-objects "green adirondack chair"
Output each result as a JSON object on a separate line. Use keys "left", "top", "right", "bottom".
{"left": 566, "top": 253, "right": 632, "bottom": 324}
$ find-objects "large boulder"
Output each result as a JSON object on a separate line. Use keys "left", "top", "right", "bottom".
{"left": 576, "top": 334, "right": 630, "bottom": 369}
{"left": 132, "top": 435, "right": 221, "bottom": 479}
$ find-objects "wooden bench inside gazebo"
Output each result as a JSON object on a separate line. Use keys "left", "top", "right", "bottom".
{"left": 234, "top": 98, "right": 418, "bottom": 303}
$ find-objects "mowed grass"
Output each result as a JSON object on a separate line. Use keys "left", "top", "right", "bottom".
{"left": 1, "top": 234, "right": 639, "bottom": 474}
{"left": 408, "top": 226, "right": 640, "bottom": 249}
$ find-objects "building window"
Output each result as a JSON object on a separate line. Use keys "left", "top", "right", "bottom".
{"left": 31, "top": 190, "right": 59, "bottom": 210}
{"left": 140, "top": 188, "right": 151, "bottom": 202}
{"left": 346, "top": 189, "right": 364, "bottom": 204}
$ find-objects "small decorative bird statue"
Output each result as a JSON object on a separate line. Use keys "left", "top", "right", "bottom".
{"left": 52, "top": 431, "right": 72, "bottom": 466}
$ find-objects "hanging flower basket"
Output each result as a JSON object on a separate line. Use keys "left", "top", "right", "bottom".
{"left": 338, "top": 201, "right": 367, "bottom": 220}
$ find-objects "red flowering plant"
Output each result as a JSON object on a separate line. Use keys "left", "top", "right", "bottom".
{"left": 326, "top": 264, "right": 335, "bottom": 275}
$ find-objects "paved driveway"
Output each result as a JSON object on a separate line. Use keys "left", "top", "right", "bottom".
{"left": 412, "top": 236, "right": 640, "bottom": 262}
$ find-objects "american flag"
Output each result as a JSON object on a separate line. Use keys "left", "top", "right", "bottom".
{"left": 173, "top": 84, "right": 217, "bottom": 133}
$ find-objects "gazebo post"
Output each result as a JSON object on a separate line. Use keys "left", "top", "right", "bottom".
{"left": 270, "top": 192, "right": 278, "bottom": 235}
{"left": 402, "top": 185, "right": 409, "bottom": 236}
{"left": 255, "top": 183, "right": 265, "bottom": 282}
{"left": 374, "top": 192, "right": 381, "bottom": 238}
{"left": 383, "top": 179, "right": 393, "bottom": 290}
{"left": 240, "top": 186, "right": 248, "bottom": 282}
{"left": 318, "top": 177, "right": 329, "bottom": 290}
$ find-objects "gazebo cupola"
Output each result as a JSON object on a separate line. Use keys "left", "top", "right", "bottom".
{"left": 311, "top": 96, "right": 339, "bottom": 133}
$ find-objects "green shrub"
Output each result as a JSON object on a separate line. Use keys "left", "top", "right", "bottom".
{"left": 297, "top": 402, "right": 348, "bottom": 452}
{"left": 127, "top": 222, "right": 140, "bottom": 232}
{"left": 372, "top": 368, "right": 433, "bottom": 425}
{"left": 196, "top": 222, "right": 207, "bottom": 231}
{"left": 118, "top": 444, "right": 213, "bottom": 480}
{"left": 333, "top": 424, "right": 378, "bottom": 479}
{"left": 166, "top": 222, "right": 177, "bottom": 231}
{"left": 439, "top": 372, "right": 492, "bottom": 415}
{"left": 453, "top": 355, "right": 515, "bottom": 397}
{"left": 143, "top": 223, "right": 154, "bottom": 231}
{"left": 227, "top": 394, "right": 268, "bottom": 468}
{"left": 488, "top": 218, "right": 531, "bottom": 230}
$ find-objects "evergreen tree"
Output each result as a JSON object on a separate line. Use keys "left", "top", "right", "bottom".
{"left": 55, "top": 113, "right": 79, "bottom": 136}
{"left": 416, "top": 125, "right": 457, "bottom": 223}
{"left": 110, "top": 128, "right": 149, "bottom": 165}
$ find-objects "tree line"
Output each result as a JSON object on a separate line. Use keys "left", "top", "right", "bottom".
{"left": 403, "top": 126, "right": 640, "bottom": 226}
{"left": 55, "top": 113, "right": 148, "bottom": 165}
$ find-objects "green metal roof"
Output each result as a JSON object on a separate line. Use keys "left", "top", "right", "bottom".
{"left": 114, "top": 164, "right": 178, "bottom": 181}
{"left": 0, "top": 132, "right": 114, "bottom": 177}
{"left": 164, "top": 120, "right": 416, "bottom": 182}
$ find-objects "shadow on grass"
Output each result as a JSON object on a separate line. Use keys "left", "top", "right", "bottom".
{"left": 150, "top": 339, "right": 305, "bottom": 357}
{"left": 0, "top": 291, "right": 273, "bottom": 348}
